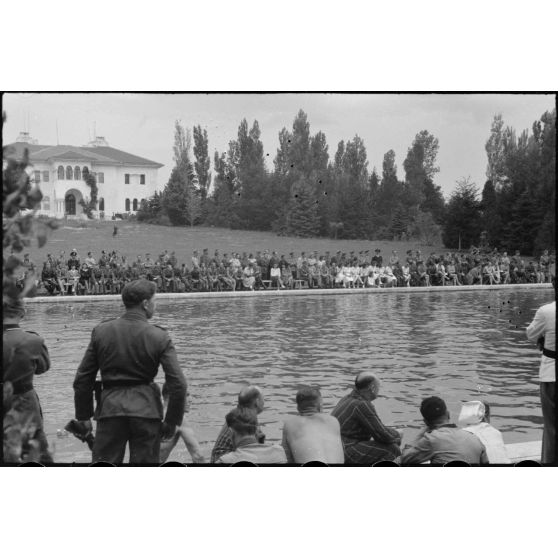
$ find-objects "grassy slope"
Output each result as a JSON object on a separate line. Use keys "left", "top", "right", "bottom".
{"left": 25, "top": 219, "right": 446, "bottom": 266}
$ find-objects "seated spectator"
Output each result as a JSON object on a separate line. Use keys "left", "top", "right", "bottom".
{"left": 211, "top": 385, "right": 266, "bottom": 463}
{"left": 382, "top": 265, "right": 397, "bottom": 288}
{"left": 159, "top": 383, "right": 205, "bottom": 464}
{"left": 282, "top": 387, "right": 344, "bottom": 464}
{"left": 307, "top": 262, "right": 320, "bottom": 288}
{"left": 41, "top": 262, "right": 61, "bottom": 295}
{"left": 400, "top": 396, "right": 488, "bottom": 465}
{"left": 366, "top": 265, "right": 380, "bottom": 288}
{"left": 445, "top": 261, "right": 460, "bottom": 286}
{"left": 342, "top": 264, "right": 355, "bottom": 288}
{"left": 216, "top": 408, "right": 287, "bottom": 464}
{"left": 457, "top": 401, "right": 510, "bottom": 464}
{"left": 416, "top": 261, "right": 430, "bottom": 286}
{"left": 466, "top": 264, "right": 482, "bottom": 285}
{"left": 400, "top": 263, "right": 411, "bottom": 287}
{"left": 281, "top": 264, "right": 294, "bottom": 289}
{"left": 331, "top": 372, "right": 402, "bottom": 465}
{"left": 242, "top": 263, "right": 256, "bottom": 291}
{"left": 270, "top": 262, "right": 285, "bottom": 289}
{"left": 67, "top": 265, "right": 80, "bottom": 295}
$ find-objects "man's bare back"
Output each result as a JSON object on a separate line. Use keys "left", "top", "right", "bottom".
{"left": 282, "top": 413, "right": 344, "bottom": 464}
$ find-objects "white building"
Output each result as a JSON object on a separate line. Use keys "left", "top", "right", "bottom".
{"left": 5, "top": 133, "right": 163, "bottom": 219}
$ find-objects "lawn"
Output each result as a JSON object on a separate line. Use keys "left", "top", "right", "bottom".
{"left": 23, "top": 218, "right": 447, "bottom": 267}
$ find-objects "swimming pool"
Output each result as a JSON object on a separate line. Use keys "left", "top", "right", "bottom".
{"left": 24, "top": 287, "right": 552, "bottom": 462}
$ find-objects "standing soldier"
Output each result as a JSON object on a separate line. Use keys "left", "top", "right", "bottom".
{"left": 526, "top": 273, "right": 556, "bottom": 464}
{"left": 72, "top": 279, "right": 187, "bottom": 464}
{"left": 3, "top": 295, "right": 52, "bottom": 463}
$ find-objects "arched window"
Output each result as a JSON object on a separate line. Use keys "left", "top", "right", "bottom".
{"left": 58, "top": 166, "right": 65, "bottom": 180}
{"left": 125, "top": 198, "right": 130, "bottom": 212}
{"left": 74, "top": 166, "right": 81, "bottom": 180}
{"left": 82, "top": 166, "right": 89, "bottom": 177}
{"left": 65, "top": 193, "right": 76, "bottom": 215}
{"left": 133, "top": 198, "right": 138, "bottom": 211}
{"left": 66, "top": 166, "right": 73, "bottom": 180}
{"left": 99, "top": 198, "right": 105, "bottom": 211}
{"left": 42, "top": 196, "right": 51, "bottom": 211}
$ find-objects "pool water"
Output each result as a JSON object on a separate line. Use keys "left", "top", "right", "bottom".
{"left": 24, "top": 288, "right": 552, "bottom": 463}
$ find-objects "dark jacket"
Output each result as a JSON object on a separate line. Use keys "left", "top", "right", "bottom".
{"left": 3, "top": 324, "right": 50, "bottom": 394}
{"left": 73, "top": 309, "right": 187, "bottom": 425}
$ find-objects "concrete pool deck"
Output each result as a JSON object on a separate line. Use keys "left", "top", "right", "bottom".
{"left": 24, "top": 282, "right": 552, "bottom": 304}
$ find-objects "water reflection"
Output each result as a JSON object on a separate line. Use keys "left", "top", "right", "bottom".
{"left": 25, "top": 288, "right": 552, "bottom": 463}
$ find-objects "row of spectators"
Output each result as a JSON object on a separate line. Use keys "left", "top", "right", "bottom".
{"left": 18, "top": 246, "right": 556, "bottom": 296}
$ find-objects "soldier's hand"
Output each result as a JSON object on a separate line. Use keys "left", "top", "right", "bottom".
{"left": 161, "top": 422, "right": 176, "bottom": 441}
{"left": 77, "top": 420, "right": 93, "bottom": 437}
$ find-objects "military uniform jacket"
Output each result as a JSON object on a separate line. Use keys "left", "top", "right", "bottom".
{"left": 73, "top": 309, "right": 187, "bottom": 425}
{"left": 3, "top": 325, "right": 50, "bottom": 394}
{"left": 3, "top": 324, "right": 50, "bottom": 430}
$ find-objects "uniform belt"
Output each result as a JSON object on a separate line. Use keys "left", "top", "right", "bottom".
{"left": 543, "top": 348, "right": 556, "bottom": 359}
{"left": 102, "top": 379, "right": 151, "bottom": 389}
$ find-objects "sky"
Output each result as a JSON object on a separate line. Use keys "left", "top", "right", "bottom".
{"left": 2, "top": 92, "right": 555, "bottom": 198}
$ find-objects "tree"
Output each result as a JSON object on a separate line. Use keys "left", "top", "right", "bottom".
{"left": 480, "top": 179, "right": 502, "bottom": 248}
{"left": 286, "top": 178, "right": 320, "bottom": 237}
{"left": 442, "top": 177, "right": 482, "bottom": 249}
{"left": 403, "top": 130, "right": 442, "bottom": 211}
{"left": 78, "top": 169, "right": 98, "bottom": 219}
{"left": 420, "top": 178, "right": 445, "bottom": 224}
{"left": 485, "top": 114, "right": 508, "bottom": 188}
{"left": 372, "top": 149, "right": 404, "bottom": 231}
{"left": 3, "top": 112, "right": 58, "bottom": 300}
{"left": 173, "top": 120, "right": 192, "bottom": 166}
{"left": 137, "top": 192, "right": 163, "bottom": 223}
{"left": 412, "top": 210, "right": 442, "bottom": 246}
{"left": 193, "top": 125, "right": 211, "bottom": 203}
{"left": 161, "top": 121, "right": 201, "bottom": 226}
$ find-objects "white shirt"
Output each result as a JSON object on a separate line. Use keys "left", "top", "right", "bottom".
{"left": 463, "top": 423, "right": 511, "bottom": 464}
{"left": 526, "top": 301, "right": 555, "bottom": 382}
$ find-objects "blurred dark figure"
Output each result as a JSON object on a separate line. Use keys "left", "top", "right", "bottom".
{"left": 3, "top": 296, "right": 53, "bottom": 463}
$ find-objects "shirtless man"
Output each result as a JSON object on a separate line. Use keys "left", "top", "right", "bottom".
{"left": 159, "top": 383, "right": 205, "bottom": 464}
{"left": 282, "top": 387, "right": 344, "bottom": 464}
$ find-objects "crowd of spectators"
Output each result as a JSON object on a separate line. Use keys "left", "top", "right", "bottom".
{"left": 17, "top": 245, "right": 555, "bottom": 296}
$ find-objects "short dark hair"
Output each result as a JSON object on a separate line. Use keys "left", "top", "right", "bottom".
{"left": 355, "top": 373, "right": 378, "bottom": 391}
{"left": 238, "top": 386, "right": 262, "bottom": 408}
{"left": 121, "top": 279, "right": 156, "bottom": 308}
{"left": 296, "top": 387, "right": 321, "bottom": 411}
{"left": 226, "top": 407, "right": 258, "bottom": 436}
{"left": 420, "top": 396, "right": 448, "bottom": 423}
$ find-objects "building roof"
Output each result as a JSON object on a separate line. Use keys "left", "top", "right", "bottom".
{"left": 4, "top": 142, "right": 163, "bottom": 168}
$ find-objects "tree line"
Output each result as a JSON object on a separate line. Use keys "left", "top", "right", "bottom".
{"left": 138, "top": 107, "right": 555, "bottom": 256}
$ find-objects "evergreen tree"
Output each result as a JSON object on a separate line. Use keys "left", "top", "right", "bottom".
{"left": 334, "top": 135, "right": 372, "bottom": 238}
{"left": 480, "top": 180, "right": 502, "bottom": 248}
{"left": 286, "top": 178, "right": 320, "bottom": 237}
{"left": 442, "top": 177, "right": 482, "bottom": 249}
{"left": 235, "top": 120, "right": 272, "bottom": 230}
{"left": 373, "top": 149, "right": 404, "bottom": 232}
{"left": 412, "top": 210, "right": 441, "bottom": 246}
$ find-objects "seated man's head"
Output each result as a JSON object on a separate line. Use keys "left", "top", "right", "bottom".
{"left": 354, "top": 372, "right": 380, "bottom": 401}
{"left": 226, "top": 407, "right": 258, "bottom": 446}
{"left": 296, "top": 387, "right": 322, "bottom": 414}
{"left": 420, "top": 396, "right": 450, "bottom": 428}
{"left": 238, "top": 385, "right": 264, "bottom": 414}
